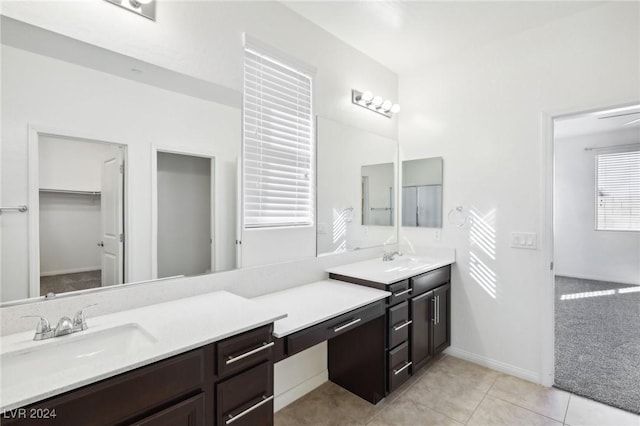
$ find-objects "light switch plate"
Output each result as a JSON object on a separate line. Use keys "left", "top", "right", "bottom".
{"left": 511, "top": 232, "right": 537, "bottom": 249}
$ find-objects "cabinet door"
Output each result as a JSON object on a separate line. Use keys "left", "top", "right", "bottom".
{"left": 432, "top": 283, "right": 450, "bottom": 354}
{"left": 133, "top": 393, "right": 205, "bottom": 426}
{"left": 410, "top": 290, "right": 433, "bottom": 371}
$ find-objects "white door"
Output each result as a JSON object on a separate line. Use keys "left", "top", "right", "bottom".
{"left": 100, "top": 148, "right": 124, "bottom": 286}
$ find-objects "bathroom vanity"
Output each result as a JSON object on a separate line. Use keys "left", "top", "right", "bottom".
{"left": 327, "top": 255, "right": 453, "bottom": 394}
{"left": 0, "top": 292, "right": 286, "bottom": 426}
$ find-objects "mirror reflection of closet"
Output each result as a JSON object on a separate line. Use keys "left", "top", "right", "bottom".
{"left": 401, "top": 157, "right": 443, "bottom": 228}
{"left": 156, "top": 151, "right": 214, "bottom": 279}
{"left": 38, "top": 135, "right": 126, "bottom": 296}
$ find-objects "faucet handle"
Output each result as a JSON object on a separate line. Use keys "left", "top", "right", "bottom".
{"left": 73, "top": 304, "right": 98, "bottom": 331}
{"left": 21, "top": 316, "right": 52, "bottom": 340}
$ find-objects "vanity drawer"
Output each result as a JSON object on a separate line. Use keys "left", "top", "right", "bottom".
{"left": 217, "top": 325, "right": 274, "bottom": 379}
{"left": 387, "top": 280, "right": 411, "bottom": 306}
{"left": 411, "top": 265, "right": 451, "bottom": 296}
{"left": 287, "top": 301, "right": 384, "bottom": 356}
{"left": 387, "top": 341, "right": 411, "bottom": 393}
{"left": 216, "top": 361, "right": 273, "bottom": 426}
{"left": 388, "top": 301, "right": 410, "bottom": 349}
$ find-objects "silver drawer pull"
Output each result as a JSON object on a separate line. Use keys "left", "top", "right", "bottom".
{"left": 393, "top": 320, "right": 412, "bottom": 331}
{"left": 333, "top": 318, "right": 361, "bottom": 333}
{"left": 393, "top": 361, "right": 412, "bottom": 375}
{"left": 226, "top": 341, "right": 274, "bottom": 365}
{"left": 226, "top": 394, "right": 274, "bottom": 424}
{"left": 393, "top": 288, "right": 412, "bottom": 297}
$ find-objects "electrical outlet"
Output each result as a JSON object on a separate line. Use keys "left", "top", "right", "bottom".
{"left": 511, "top": 232, "right": 537, "bottom": 249}
{"left": 434, "top": 230, "right": 441, "bottom": 241}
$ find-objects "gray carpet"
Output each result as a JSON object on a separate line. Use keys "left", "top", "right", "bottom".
{"left": 555, "top": 276, "right": 640, "bottom": 414}
{"left": 40, "top": 270, "right": 102, "bottom": 296}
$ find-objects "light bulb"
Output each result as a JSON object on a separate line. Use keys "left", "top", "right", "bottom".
{"left": 390, "top": 104, "right": 401, "bottom": 113}
{"left": 381, "top": 100, "right": 393, "bottom": 112}
{"left": 372, "top": 96, "right": 383, "bottom": 107}
{"left": 361, "top": 91, "right": 373, "bottom": 102}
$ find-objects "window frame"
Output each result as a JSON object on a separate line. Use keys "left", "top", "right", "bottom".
{"left": 594, "top": 149, "right": 640, "bottom": 232}
{"left": 241, "top": 36, "right": 316, "bottom": 230}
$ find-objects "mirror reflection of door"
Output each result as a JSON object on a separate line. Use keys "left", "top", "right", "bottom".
{"left": 361, "top": 162, "right": 395, "bottom": 226}
{"left": 156, "top": 152, "right": 214, "bottom": 279}
{"left": 38, "top": 135, "right": 125, "bottom": 296}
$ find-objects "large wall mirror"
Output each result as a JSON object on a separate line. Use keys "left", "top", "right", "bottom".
{"left": 0, "top": 17, "right": 240, "bottom": 303}
{"left": 401, "top": 157, "right": 443, "bottom": 228}
{"left": 317, "top": 116, "right": 398, "bottom": 255}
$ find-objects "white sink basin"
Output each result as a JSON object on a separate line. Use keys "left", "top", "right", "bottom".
{"left": 327, "top": 254, "right": 454, "bottom": 284}
{"left": 1, "top": 323, "right": 157, "bottom": 390}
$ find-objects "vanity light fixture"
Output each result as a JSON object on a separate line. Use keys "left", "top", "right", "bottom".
{"left": 352, "top": 89, "right": 400, "bottom": 118}
{"left": 104, "top": 0, "right": 156, "bottom": 21}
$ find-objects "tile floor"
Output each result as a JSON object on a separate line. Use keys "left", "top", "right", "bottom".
{"left": 275, "top": 355, "right": 640, "bottom": 426}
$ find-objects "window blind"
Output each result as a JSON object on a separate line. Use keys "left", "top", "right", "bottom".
{"left": 596, "top": 150, "right": 640, "bottom": 231}
{"left": 243, "top": 47, "right": 313, "bottom": 228}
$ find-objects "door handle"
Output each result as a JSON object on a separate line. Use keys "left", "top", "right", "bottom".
{"left": 432, "top": 297, "right": 437, "bottom": 323}
{"left": 97, "top": 241, "right": 104, "bottom": 247}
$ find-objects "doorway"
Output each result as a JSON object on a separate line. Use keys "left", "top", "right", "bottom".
{"left": 33, "top": 133, "right": 126, "bottom": 296}
{"left": 552, "top": 104, "right": 640, "bottom": 413}
{"left": 155, "top": 151, "right": 214, "bottom": 279}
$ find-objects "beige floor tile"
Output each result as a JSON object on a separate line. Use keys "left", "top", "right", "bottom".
{"left": 274, "top": 382, "right": 368, "bottom": 426}
{"left": 488, "top": 375, "right": 570, "bottom": 421}
{"left": 427, "top": 356, "right": 503, "bottom": 393}
{"left": 401, "top": 371, "right": 488, "bottom": 423}
{"left": 366, "top": 395, "right": 463, "bottom": 426}
{"left": 467, "top": 396, "right": 562, "bottom": 426}
{"left": 564, "top": 394, "right": 640, "bottom": 426}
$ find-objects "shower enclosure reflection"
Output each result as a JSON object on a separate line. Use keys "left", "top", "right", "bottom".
{"left": 401, "top": 157, "right": 443, "bottom": 228}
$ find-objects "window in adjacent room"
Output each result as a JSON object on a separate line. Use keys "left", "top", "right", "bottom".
{"left": 242, "top": 42, "right": 314, "bottom": 229}
{"left": 595, "top": 150, "right": 640, "bottom": 231}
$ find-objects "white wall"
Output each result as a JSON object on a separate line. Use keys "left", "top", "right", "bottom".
{"left": 1, "top": 46, "right": 240, "bottom": 301}
{"left": 362, "top": 162, "right": 395, "bottom": 226}
{"left": 402, "top": 157, "right": 442, "bottom": 187}
{"left": 39, "top": 136, "right": 119, "bottom": 192}
{"left": 398, "top": 2, "right": 640, "bottom": 382}
{"left": 39, "top": 192, "right": 101, "bottom": 276}
{"left": 555, "top": 128, "right": 640, "bottom": 285}
{"left": 157, "top": 152, "right": 212, "bottom": 278}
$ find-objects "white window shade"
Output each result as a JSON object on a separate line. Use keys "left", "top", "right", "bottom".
{"left": 596, "top": 150, "right": 640, "bottom": 231}
{"left": 243, "top": 47, "right": 313, "bottom": 228}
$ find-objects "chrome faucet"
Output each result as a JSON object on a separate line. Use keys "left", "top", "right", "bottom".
{"left": 383, "top": 251, "right": 403, "bottom": 262}
{"left": 22, "top": 304, "right": 97, "bottom": 341}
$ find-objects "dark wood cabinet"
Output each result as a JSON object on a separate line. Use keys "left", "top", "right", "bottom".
{"left": 133, "top": 393, "right": 205, "bottom": 426}
{"left": 330, "top": 264, "right": 451, "bottom": 399}
{"left": 410, "top": 291, "right": 433, "bottom": 371}
{"left": 2, "top": 325, "right": 274, "bottom": 426}
{"left": 432, "top": 283, "right": 450, "bottom": 354}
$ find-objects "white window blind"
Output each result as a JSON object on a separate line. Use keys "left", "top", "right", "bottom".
{"left": 243, "top": 46, "right": 313, "bottom": 229}
{"left": 596, "top": 150, "right": 640, "bottom": 231}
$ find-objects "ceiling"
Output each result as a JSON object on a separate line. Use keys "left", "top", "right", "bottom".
{"left": 555, "top": 105, "right": 640, "bottom": 139}
{"left": 282, "top": 1, "right": 605, "bottom": 74}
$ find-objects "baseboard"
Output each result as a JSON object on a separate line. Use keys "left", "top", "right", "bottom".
{"left": 274, "top": 370, "right": 328, "bottom": 412}
{"left": 40, "top": 267, "right": 101, "bottom": 277}
{"left": 555, "top": 272, "right": 640, "bottom": 286}
{"left": 445, "top": 346, "right": 541, "bottom": 384}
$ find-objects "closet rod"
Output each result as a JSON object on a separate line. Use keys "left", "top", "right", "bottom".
{"left": 0, "top": 205, "right": 28, "bottom": 213}
{"left": 584, "top": 142, "right": 640, "bottom": 151}
{"left": 39, "top": 189, "right": 101, "bottom": 196}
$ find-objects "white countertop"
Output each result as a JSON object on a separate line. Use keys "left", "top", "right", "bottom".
{"left": 326, "top": 253, "right": 455, "bottom": 285}
{"left": 0, "top": 291, "right": 287, "bottom": 411}
{"left": 252, "top": 280, "right": 390, "bottom": 337}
